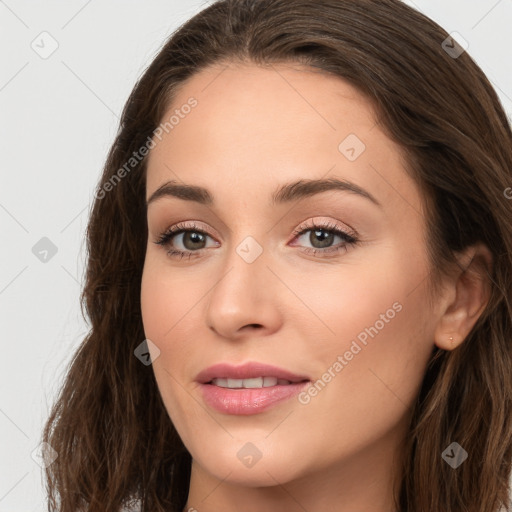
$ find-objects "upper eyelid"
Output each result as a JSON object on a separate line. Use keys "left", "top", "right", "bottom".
{"left": 292, "top": 218, "right": 357, "bottom": 237}
{"left": 164, "top": 219, "right": 350, "bottom": 233}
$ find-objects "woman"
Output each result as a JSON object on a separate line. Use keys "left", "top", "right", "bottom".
{"left": 42, "top": 0, "right": 512, "bottom": 511}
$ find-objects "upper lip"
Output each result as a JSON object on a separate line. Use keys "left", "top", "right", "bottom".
{"left": 196, "top": 362, "right": 311, "bottom": 384}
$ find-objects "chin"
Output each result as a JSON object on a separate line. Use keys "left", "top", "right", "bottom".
{"left": 189, "top": 438, "right": 307, "bottom": 487}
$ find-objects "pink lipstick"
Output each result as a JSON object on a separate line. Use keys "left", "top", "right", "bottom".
{"left": 196, "top": 362, "right": 311, "bottom": 415}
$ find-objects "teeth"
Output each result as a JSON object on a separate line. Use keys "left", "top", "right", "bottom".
{"left": 243, "top": 377, "right": 263, "bottom": 388}
{"left": 211, "top": 376, "right": 291, "bottom": 388}
{"left": 263, "top": 376, "right": 278, "bottom": 387}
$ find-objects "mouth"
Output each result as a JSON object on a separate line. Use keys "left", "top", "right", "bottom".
{"left": 196, "top": 362, "right": 311, "bottom": 415}
{"left": 208, "top": 376, "right": 304, "bottom": 388}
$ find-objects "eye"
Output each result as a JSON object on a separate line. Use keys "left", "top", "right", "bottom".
{"left": 290, "top": 219, "right": 358, "bottom": 257}
{"left": 153, "top": 219, "right": 359, "bottom": 260}
{"left": 154, "top": 221, "right": 219, "bottom": 260}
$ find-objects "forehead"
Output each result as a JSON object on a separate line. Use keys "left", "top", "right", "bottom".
{"left": 145, "top": 61, "right": 422, "bottom": 218}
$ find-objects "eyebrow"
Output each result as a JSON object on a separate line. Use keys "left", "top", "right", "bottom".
{"left": 146, "top": 177, "right": 381, "bottom": 208}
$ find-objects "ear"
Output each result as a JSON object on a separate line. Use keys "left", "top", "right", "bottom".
{"left": 434, "top": 243, "right": 493, "bottom": 350}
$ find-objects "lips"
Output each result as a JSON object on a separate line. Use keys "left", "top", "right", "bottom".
{"left": 195, "top": 362, "right": 310, "bottom": 384}
{"left": 196, "top": 362, "right": 311, "bottom": 415}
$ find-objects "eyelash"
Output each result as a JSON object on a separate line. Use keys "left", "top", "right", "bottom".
{"left": 153, "top": 220, "right": 359, "bottom": 260}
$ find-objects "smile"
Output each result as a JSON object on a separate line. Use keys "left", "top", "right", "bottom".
{"left": 210, "top": 377, "right": 293, "bottom": 388}
{"left": 196, "top": 361, "right": 311, "bottom": 415}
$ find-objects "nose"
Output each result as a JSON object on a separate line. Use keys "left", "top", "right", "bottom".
{"left": 204, "top": 238, "right": 283, "bottom": 340}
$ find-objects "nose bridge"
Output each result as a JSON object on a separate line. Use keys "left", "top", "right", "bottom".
{"left": 204, "top": 232, "right": 282, "bottom": 338}
{"left": 209, "top": 232, "right": 268, "bottom": 311}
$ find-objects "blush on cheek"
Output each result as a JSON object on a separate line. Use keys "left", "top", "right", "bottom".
{"left": 141, "top": 264, "right": 180, "bottom": 337}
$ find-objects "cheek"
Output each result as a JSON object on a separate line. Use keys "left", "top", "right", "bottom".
{"left": 289, "top": 245, "right": 434, "bottom": 407}
{"left": 140, "top": 253, "right": 203, "bottom": 342}
{"left": 140, "top": 251, "right": 214, "bottom": 370}
{"left": 140, "top": 263, "right": 172, "bottom": 341}
{"left": 140, "top": 256, "right": 197, "bottom": 391}
{"left": 140, "top": 256, "right": 203, "bottom": 438}
{"left": 286, "top": 243, "right": 429, "bottom": 354}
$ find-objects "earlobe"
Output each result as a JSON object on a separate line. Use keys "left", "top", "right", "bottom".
{"left": 433, "top": 243, "right": 492, "bottom": 351}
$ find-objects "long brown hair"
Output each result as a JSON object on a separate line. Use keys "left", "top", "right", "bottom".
{"left": 42, "top": 0, "right": 512, "bottom": 510}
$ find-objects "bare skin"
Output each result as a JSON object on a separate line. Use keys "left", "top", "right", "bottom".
{"left": 140, "top": 61, "right": 491, "bottom": 512}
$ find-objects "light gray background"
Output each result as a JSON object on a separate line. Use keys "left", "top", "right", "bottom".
{"left": 1, "top": 1, "right": 511, "bottom": 509}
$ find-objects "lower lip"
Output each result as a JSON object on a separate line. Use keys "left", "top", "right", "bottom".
{"left": 199, "top": 381, "right": 310, "bottom": 415}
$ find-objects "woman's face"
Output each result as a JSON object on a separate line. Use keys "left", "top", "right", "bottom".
{"left": 141, "top": 62, "right": 440, "bottom": 491}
